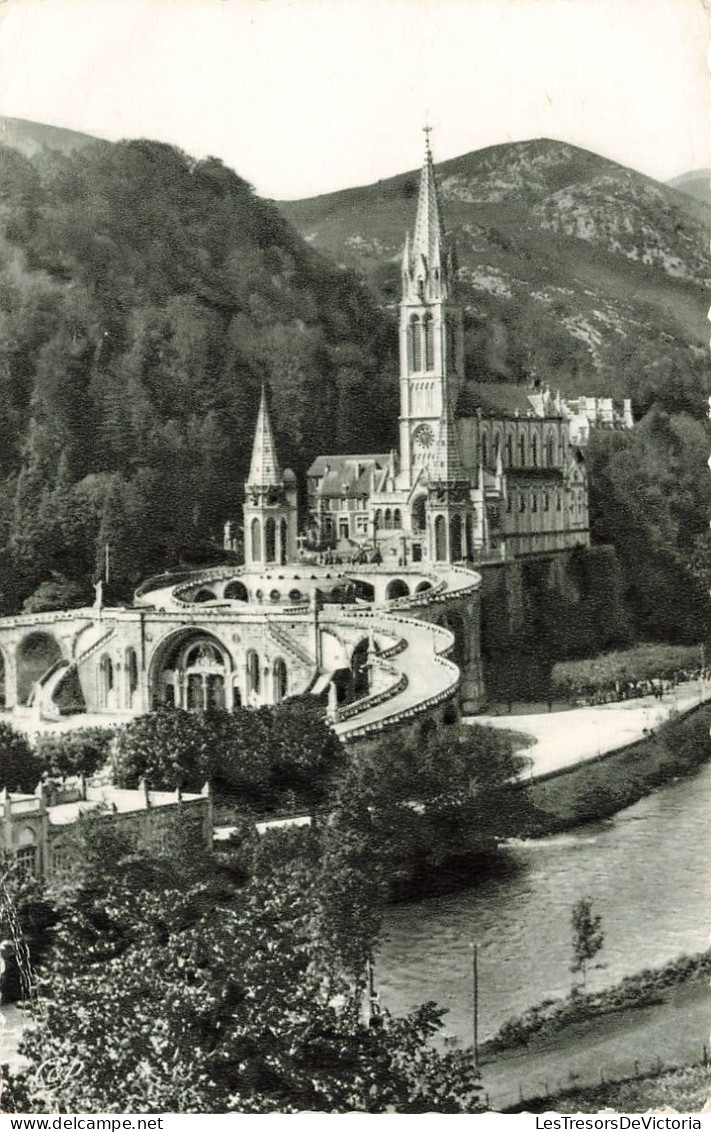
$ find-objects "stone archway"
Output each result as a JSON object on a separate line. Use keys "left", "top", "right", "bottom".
{"left": 149, "top": 629, "right": 234, "bottom": 712}
{"left": 224, "top": 580, "right": 249, "bottom": 602}
{"left": 385, "top": 578, "right": 410, "bottom": 601}
{"left": 331, "top": 637, "right": 370, "bottom": 705}
{"left": 193, "top": 588, "right": 217, "bottom": 603}
{"left": 16, "top": 632, "right": 63, "bottom": 706}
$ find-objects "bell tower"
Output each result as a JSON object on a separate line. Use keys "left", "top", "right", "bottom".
{"left": 243, "top": 387, "right": 298, "bottom": 567}
{"left": 399, "top": 130, "right": 464, "bottom": 489}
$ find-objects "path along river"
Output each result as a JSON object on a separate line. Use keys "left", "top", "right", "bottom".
{"left": 376, "top": 759, "right": 711, "bottom": 1045}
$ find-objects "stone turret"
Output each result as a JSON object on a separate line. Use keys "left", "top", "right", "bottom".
{"left": 243, "top": 387, "right": 297, "bottom": 567}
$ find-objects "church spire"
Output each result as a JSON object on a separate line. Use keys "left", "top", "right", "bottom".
{"left": 247, "top": 385, "right": 281, "bottom": 487}
{"left": 402, "top": 129, "right": 454, "bottom": 304}
{"left": 412, "top": 127, "right": 445, "bottom": 275}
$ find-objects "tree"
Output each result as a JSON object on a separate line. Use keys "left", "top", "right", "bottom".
{"left": 9, "top": 823, "right": 483, "bottom": 1114}
{"left": 0, "top": 723, "right": 42, "bottom": 793}
{"left": 113, "top": 701, "right": 346, "bottom": 813}
{"left": 570, "top": 897, "right": 604, "bottom": 993}
{"left": 321, "top": 724, "right": 529, "bottom": 904}
{"left": 35, "top": 727, "right": 115, "bottom": 779}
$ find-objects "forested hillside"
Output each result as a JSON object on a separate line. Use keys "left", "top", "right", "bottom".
{"left": 0, "top": 139, "right": 398, "bottom": 611}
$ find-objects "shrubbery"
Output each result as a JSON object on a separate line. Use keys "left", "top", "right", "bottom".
{"left": 524, "top": 704, "right": 711, "bottom": 836}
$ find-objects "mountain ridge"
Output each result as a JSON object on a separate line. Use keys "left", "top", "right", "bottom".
{"left": 0, "top": 116, "right": 101, "bottom": 157}
{"left": 279, "top": 138, "right": 710, "bottom": 413}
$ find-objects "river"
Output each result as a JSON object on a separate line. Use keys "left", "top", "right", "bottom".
{"left": 376, "top": 760, "right": 711, "bottom": 1044}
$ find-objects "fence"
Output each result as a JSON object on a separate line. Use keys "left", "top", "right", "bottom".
{"left": 490, "top": 1044, "right": 711, "bottom": 1113}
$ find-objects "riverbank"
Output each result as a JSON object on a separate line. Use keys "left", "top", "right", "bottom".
{"left": 482, "top": 974, "right": 711, "bottom": 1111}
{"left": 520, "top": 702, "right": 711, "bottom": 835}
{"left": 474, "top": 678, "right": 709, "bottom": 781}
{"left": 485, "top": 951, "right": 711, "bottom": 1055}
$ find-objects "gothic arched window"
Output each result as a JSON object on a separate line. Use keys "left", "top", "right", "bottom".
{"left": 449, "top": 514, "right": 462, "bottom": 560}
{"left": 506, "top": 435, "right": 514, "bottom": 467}
{"left": 531, "top": 435, "right": 539, "bottom": 467}
{"left": 247, "top": 650, "right": 260, "bottom": 696}
{"left": 251, "top": 517, "right": 261, "bottom": 562}
{"left": 265, "top": 517, "right": 276, "bottom": 563}
{"left": 481, "top": 434, "right": 488, "bottom": 468}
{"left": 273, "top": 658, "right": 288, "bottom": 704}
{"left": 409, "top": 315, "right": 422, "bottom": 371}
{"left": 423, "top": 314, "right": 434, "bottom": 370}
{"left": 518, "top": 435, "right": 526, "bottom": 465}
{"left": 434, "top": 515, "right": 447, "bottom": 561}
{"left": 546, "top": 434, "right": 556, "bottom": 466}
{"left": 446, "top": 320, "right": 456, "bottom": 371}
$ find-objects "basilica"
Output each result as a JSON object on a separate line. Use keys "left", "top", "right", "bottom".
{"left": 305, "top": 138, "right": 591, "bottom": 567}
{"left": 0, "top": 139, "right": 621, "bottom": 753}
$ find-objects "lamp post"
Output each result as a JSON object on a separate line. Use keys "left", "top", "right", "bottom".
{"left": 471, "top": 941, "right": 479, "bottom": 1069}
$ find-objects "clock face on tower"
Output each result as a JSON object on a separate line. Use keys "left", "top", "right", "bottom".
{"left": 412, "top": 423, "right": 435, "bottom": 465}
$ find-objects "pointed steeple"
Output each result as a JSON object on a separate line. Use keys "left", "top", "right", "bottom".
{"left": 247, "top": 386, "right": 281, "bottom": 487}
{"left": 412, "top": 129, "right": 445, "bottom": 274}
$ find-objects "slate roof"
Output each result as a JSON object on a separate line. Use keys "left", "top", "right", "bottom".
{"left": 306, "top": 454, "right": 389, "bottom": 497}
{"left": 457, "top": 382, "right": 563, "bottom": 420}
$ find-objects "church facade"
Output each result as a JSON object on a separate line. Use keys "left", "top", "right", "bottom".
{"left": 306, "top": 140, "right": 591, "bottom": 566}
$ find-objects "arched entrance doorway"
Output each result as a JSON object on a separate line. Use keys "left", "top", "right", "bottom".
{"left": 150, "top": 631, "right": 233, "bottom": 711}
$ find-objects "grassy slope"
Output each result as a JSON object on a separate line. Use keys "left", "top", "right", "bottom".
{"left": 485, "top": 976, "right": 711, "bottom": 1112}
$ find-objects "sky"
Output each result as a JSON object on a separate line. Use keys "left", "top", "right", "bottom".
{"left": 0, "top": 0, "right": 708, "bottom": 200}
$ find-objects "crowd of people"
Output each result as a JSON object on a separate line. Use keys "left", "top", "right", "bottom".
{"left": 560, "top": 666, "right": 709, "bottom": 707}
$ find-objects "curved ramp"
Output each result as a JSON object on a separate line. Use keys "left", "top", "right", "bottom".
{"left": 133, "top": 561, "right": 481, "bottom": 740}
